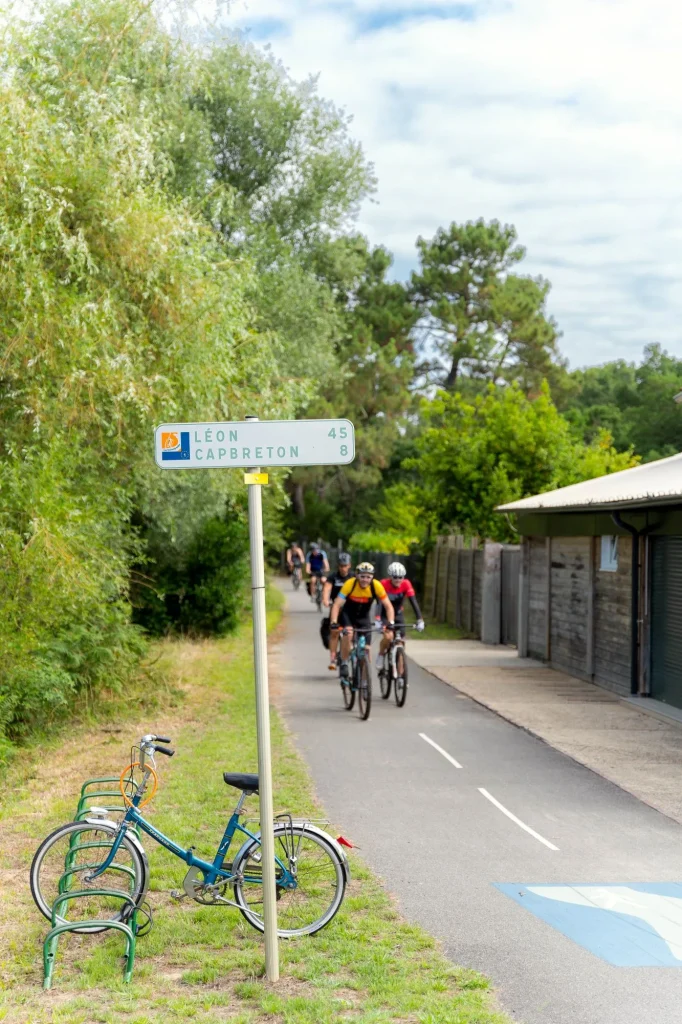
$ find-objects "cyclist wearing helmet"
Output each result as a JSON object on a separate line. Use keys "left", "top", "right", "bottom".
{"left": 323, "top": 553, "right": 353, "bottom": 669}
{"left": 306, "top": 542, "right": 330, "bottom": 601}
{"left": 376, "top": 562, "right": 424, "bottom": 671}
{"left": 286, "top": 541, "right": 305, "bottom": 574}
{"left": 329, "top": 562, "right": 395, "bottom": 677}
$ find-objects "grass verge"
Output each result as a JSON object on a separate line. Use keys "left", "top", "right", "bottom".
{"left": 0, "top": 585, "right": 509, "bottom": 1024}
{"left": 403, "top": 605, "right": 469, "bottom": 642}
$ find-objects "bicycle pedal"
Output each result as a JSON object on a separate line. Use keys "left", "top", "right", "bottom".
{"left": 170, "top": 889, "right": 188, "bottom": 901}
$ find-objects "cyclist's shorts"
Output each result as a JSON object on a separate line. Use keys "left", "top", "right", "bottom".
{"left": 340, "top": 606, "right": 373, "bottom": 642}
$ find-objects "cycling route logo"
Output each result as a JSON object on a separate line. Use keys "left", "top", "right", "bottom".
{"left": 161, "top": 431, "right": 190, "bottom": 461}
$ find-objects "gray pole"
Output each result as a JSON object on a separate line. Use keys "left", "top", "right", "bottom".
{"left": 245, "top": 415, "right": 279, "bottom": 982}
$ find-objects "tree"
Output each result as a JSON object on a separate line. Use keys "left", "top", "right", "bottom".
{"left": 412, "top": 385, "right": 639, "bottom": 541}
{"left": 563, "top": 345, "right": 682, "bottom": 461}
{"left": 410, "top": 219, "right": 564, "bottom": 392}
{"left": 283, "top": 238, "right": 420, "bottom": 540}
{"left": 0, "top": 0, "right": 376, "bottom": 746}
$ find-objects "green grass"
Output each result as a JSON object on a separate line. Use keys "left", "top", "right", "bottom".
{"left": 0, "top": 584, "right": 510, "bottom": 1024}
{"left": 404, "top": 604, "right": 469, "bottom": 642}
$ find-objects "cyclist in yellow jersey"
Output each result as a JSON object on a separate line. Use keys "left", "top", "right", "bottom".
{"left": 329, "top": 562, "right": 395, "bottom": 678}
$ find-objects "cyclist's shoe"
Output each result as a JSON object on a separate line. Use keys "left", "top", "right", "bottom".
{"left": 376, "top": 654, "right": 385, "bottom": 671}
{"left": 328, "top": 660, "right": 337, "bottom": 671}
{"left": 340, "top": 661, "right": 350, "bottom": 680}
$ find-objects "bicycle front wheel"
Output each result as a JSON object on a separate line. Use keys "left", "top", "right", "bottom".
{"left": 357, "top": 657, "right": 372, "bottom": 720}
{"left": 30, "top": 820, "right": 148, "bottom": 929}
{"left": 233, "top": 824, "right": 347, "bottom": 937}
{"left": 378, "top": 666, "right": 391, "bottom": 699}
{"left": 341, "top": 668, "right": 355, "bottom": 710}
{"left": 394, "top": 647, "right": 408, "bottom": 707}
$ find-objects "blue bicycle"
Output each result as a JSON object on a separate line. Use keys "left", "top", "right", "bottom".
{"left": 335, "top": 625, "right": 376, "bottom": 720}
{"left": 30, "top": 734, "right": 350, "bottom": 938}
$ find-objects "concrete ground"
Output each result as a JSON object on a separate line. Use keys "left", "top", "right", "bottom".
{"left": 409, "top": 639, "right": 682, "bottom": 824}
{"left": 273, "top": 583, "right": 682, "bottom": 1024}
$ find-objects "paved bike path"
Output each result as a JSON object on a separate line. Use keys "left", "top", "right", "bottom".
{"left": 273, "top": 584, "right": 682, "bottom": 1024}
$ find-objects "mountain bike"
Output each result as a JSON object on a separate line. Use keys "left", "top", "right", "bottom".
{"left": 378, "top": 624, "right": 421, "bottom": 707}
{"left": 313, "top": 576, "right": 324, "bottom": 612}
{"left": 30, "top": 734, "right": 350, "bottom": 939}
{"left": 334, "top": 625, "right": 376, "bottom": 721}
{"left": 291, "top": 564, "right": 302, "bottom": 590}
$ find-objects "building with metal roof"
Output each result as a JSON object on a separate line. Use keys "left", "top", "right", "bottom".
{"left": 498, "top": 451, "right": 682, "bottom": 514}
{"left": 496, "top": 450, "right": 682, "bottom": 713}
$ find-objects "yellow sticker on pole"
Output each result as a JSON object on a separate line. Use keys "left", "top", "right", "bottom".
{"left": 244, "top": 472, "right": 269, "bottom": 486}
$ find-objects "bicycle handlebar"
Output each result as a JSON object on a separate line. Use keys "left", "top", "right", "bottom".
{"left": 153, "top": 745, "right": 175, "bottom": 757}
{"left": 155, "top": 735, "right": 171, "bottom": 744}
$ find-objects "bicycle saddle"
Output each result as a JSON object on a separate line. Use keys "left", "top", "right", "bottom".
{"left": 223, "top": 772, "right": 259, "bottom": 794}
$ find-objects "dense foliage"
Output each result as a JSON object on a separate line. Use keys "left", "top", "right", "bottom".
{"left": 0, "top": 0, "right": 373, "bottom": 752}
{"left": 561, "top": 344, "right": 682, "bottom": 463}
{"left": 411, "top": 385, "right": 639, "bottom": 542}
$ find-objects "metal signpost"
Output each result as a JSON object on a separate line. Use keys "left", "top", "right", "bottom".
{"left": 155, "top": 416, "right": 355, "bottom": 981}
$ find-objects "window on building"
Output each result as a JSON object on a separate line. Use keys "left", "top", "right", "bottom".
{"left": 600, "top": 535, "right": 619, "bottom": 572}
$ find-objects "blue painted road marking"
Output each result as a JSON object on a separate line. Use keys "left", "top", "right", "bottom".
{"left": 496, "top": 884, "right": 682, "bottom": 966}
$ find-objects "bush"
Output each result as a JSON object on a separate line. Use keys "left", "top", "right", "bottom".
{"left": 132, "top": 503, "right": 250, "bottom": 637}
{"left": 349, "top": 530, "right": 419, "bottom": 555}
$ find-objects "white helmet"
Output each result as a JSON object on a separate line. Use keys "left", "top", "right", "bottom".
{"left": 388, "top": 562, "right": 407, "bottom": 580}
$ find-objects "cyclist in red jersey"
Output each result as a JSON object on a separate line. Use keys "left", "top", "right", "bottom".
{"left": 376, "top": 562, "right": 424, "bottom": 671}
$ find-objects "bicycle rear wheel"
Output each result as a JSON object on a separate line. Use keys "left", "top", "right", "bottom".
{"left": 357, "top": 657, "right": 372, "bottom": 720}
{"left": 394, "top": 647, "right": 408, "bottom": 707}
{"left": 30, "top": 821, "right": 148, "bottom": 929}
{"left": 233, "top": 824, "right": 347, "bottom": 937}
{"left": 292, "top": 571, "right": 300, "bottom": 590}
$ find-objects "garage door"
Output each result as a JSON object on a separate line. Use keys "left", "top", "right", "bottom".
{"left": 650, "top": 537, "right": 682, "bottom": 708}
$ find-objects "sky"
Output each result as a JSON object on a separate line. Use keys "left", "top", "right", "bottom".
{"left": 223, "top": 0, "right": 682, "bottom": 369}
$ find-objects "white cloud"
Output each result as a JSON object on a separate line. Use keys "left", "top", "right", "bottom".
{"left": 223, "top": 0, "right": 682, "bottom": 367}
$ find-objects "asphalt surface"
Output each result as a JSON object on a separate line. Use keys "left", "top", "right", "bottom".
{"left": 273, "top": 583, "right": 682, "bottom": 1024}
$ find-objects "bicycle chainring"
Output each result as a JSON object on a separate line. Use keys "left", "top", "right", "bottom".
{"left": 182, "top": 866, "right": 230, "bottom": 905}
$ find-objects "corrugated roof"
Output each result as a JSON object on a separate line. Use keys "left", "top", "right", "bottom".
{"left": 497, "top": 450, "right": 682, "bottom": 513}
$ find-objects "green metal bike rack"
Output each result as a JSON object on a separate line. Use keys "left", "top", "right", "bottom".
{"left": 58, "top": 857, "right": 137, "bottom": 895}
{"left": 43, "top": 889, "right": 138, "bottom": 989}
{"left": 77, "top": 777, "right": 130, "bottom": 816}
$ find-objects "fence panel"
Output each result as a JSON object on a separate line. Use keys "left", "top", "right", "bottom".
{"left": 501, "top": 546, "right": 520, "bottom": 646}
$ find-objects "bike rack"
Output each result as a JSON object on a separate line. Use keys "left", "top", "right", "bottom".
{"left": 43, "top": 890, "right": 138, "bottom": 989}
{"left": 39, "top": 771, "right": 150, "bottom": 988}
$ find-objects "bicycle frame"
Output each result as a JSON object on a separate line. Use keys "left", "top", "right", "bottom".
{"left": 87, "top": 791, "right": 294, "bottom": 889}
{"left": 342, "top": 628, "right": 372, "bottom": 687}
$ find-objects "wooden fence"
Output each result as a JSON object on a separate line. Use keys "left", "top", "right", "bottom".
{"left": 424, "top": 537, "right": 520, "bottom": 644}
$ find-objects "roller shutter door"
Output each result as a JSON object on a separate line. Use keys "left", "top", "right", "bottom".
{"left": 651, "top": 537, "right": 682, "bottom": 708}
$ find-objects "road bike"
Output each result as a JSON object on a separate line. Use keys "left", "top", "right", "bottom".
{"left": 291, "top": 564, "right": 302, "bottom": 590}
{"left": 30, "top": 733, "right": 350, "bottom": 939}
{"left": 378, "top": 624, "right": 421, "bottom": 707}
{"left": 334, "top": 625, "right": 378, "bottom": 721}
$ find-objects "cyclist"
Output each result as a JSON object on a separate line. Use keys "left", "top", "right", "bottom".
{"left": 322, "top": 552, "right": 353, "bottom": 669}
{"left": 329, "top": 561, "right": 395, "bottom": 677}
{"left": 306, "top": 543, "right": 330, "bottom": 601}
{"left": 286, "top": 541, "right": 305, "bottom": 574}
{"left": 376, "top": 562, "right": 425, "bottom": 671}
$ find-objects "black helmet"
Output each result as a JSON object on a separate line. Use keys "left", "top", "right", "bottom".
{"left": 338, "top": 552, "right": 351, "bottom": 566}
